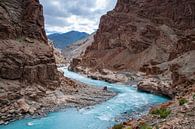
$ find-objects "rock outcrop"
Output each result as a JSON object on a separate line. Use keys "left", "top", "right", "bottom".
{"left": 72, "top": 0, "right": 195, "bottom": 71}
{"left": 0, "top": 1, "right": 116, "bottom": 124}
{"left": 67, "top": 0, "right": 195, "bottom": 128}
{"left": 71, "top": 0, "right": 195, "bottom": 97}
{"left": 0, "top": 0, "right": 60, "bottom": 123}
{"left": 0, "top": 0, "right": 47, "bottom": 42}
{"left": 70, "top": 2, "right": 195, "bottom": 127}
{"left": 0, "top": 0, "right": 59, "bottom": 85}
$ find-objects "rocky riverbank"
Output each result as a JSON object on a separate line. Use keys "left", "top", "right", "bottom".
{"left": 69, "top": 65, "right": 139, "bottom": 84}
{"left": 69, "top": 65, "right": 195, "bottom": 129}
{"left": 0, "top": 0, "right": 116, "bottom": 125}
{"left": 116, "top": 93, "right": 195, "bottom": 129}
{"left": 0, "top": 74, "right": 116, "bottom": 125}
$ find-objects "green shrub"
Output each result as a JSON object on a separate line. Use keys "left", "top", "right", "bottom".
{"left": 16, "top": 37, "right": 25, "bottom": 42}
{"left": 179, "top": 98, "right": 188, "bottom": 105}
{"left": 124, "top": 127, "right": 132, "bottom": 129}
{"left": 151, "top": 108, "right": 171, "bottom": 118}
{"left": 139, "top": 123, "right": 152, "bottom": 129}
{"left": 113, "top": 124, "right": 124, "bottom": 129}
{"left": 193, "top": 94, "right": 195, "bottom": 100}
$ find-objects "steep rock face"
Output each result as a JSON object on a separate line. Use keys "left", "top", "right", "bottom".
{"left": 74, "top": 0, "right": 195, "bottom": 71}
{"left": 0, "top": 0, "right": 61, "bottom": 123}
{"left": 0, "top": 0, "right": 47, "bottom": 42}
{"left": 0, "top": 0, "right": 59, "bottom": 88}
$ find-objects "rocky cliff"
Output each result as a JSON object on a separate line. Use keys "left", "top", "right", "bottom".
{"left": 74, "top": 0, "right": 195, "bottom": 71}
{"left": 69, "top": 1, "right": 195, "bottom": 128}
{"left": 71, "top": 0, "right": 195, "bottom": 97}
{"left": 0, "top": 0, "right": 60, "bottom": 123}
{"left": 0, "top": 1, "right": 115, "bottom": 124}
{"left": 0, "top": 0, "right": 59, "bottom": 85}
{"left": 0, "top": 0, "right": 47, "bottom": 42}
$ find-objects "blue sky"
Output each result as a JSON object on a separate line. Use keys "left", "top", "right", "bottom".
{"left": 40, "top": 0, "right": 117, "bottom": 34}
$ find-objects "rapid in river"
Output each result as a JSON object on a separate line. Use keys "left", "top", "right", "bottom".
{"left": 0, "top": 68, "right": 169, "bottom": 129}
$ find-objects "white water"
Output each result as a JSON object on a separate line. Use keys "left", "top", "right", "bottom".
{"left": 0, "top": 68, "right": 168, "bottom": 129}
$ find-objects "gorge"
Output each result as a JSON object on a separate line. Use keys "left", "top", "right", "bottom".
{"left": 0, "top": 68, "right": 168, "bottom": 129}
{"left": 69, "top": 0, "right": 195, "bottom": 128}
{"left": 0, "top": 0, "right": 195, "bottom": 129}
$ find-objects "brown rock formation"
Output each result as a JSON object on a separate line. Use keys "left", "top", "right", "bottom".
{"left": 0, "top": 0, "right": 59, "bottom": 85}
{"left": 68, "top": 0, "right": 195, "bottom": 128}
{"left": 73, "top": 0, "right": 195, "bottom": 71}
{"left": 0, "top": 0, "right": 60, "bottom": 123}
{"left": 70, "top": 0, "right": 195, "bottom": 98}
{"left": 76, "top": 1, "right": 194, "bottom": 127}
{"left": 0, "top": 0, "right": 47, "bottom": 42}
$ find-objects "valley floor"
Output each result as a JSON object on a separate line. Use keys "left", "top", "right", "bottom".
{"left": 0, "top": 74, "right": 115, "bottom": 125}
{"left": 70, "top": 66, "right": 195, "bottom": 129}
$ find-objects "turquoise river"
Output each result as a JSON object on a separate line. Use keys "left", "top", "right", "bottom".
{"left": 0, "top": 68, "right": 169, "bottom": 129}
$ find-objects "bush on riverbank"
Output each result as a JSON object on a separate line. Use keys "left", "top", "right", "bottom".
{"left": 139, "top": 123, "right": 153, "bottom": 129}
{"left": 179, "top": 98, "right": 188, "bottom": 105}
{"left": 193, "top": 94, "right": 195, "bottom": 100}
{"left": 151, "top": 108, "right": 171, "bottom": 118}
{"left": 112, "top": 123, "right": 124, "bottom": 129}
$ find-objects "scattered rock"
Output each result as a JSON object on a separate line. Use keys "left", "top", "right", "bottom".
{"left": 17, "top": 99, "right": 30, "bottom": 113}
{"left": 25, "top": 38, "right": 34, "bottom": 43}
{"left": 103, "top": 86, "right": 108, "bottom": 91}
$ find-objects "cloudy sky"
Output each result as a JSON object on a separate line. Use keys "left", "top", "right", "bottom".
{"left": 39, "top": 0, "right": 117, "bottom": 34}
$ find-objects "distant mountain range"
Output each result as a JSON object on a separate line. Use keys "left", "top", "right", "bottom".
{"left": 62, "top": 33, "right": 95, "bottom": 63}
{"left": 48, "top": 31, "right": 89, "bottom": 49}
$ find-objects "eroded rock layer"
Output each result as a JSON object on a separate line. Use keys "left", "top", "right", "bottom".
{"left": 0, "top": 0, "right": 61, "bottom": 123}
{"left": 69, "top": 1, "right": 195, "bottom": 128}
{"left": 76, "top": 0, "right": 195, "bottom": 71}
{"left": 71, "top": 0, "right": 195, "bottom": 97}
{"left": 0, "top": 0, "right": 58, "bottom": 84}
{"left": 0, "top": 0, "right": 47, "bottom": 42}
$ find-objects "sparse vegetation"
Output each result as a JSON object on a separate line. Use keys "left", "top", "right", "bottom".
{"left": 193, "top": 94, "right": 195, "bottom": 100}
{"left": 139, "top": 123, "right": 153, "bottom": 129}
{"left": 124, "top": 127, "right": 132, "bottom": 129}
{"left": 113, "top": 124, "right": 124, "bottom": 129}
{"left": 179, "top": 98, "right": 188, "bottom": 105}
{"left": 151, "top": 108, "right": 171, "bottom": 118}
{"left": 16, "top": 36, "right": 25, "bottom": 42}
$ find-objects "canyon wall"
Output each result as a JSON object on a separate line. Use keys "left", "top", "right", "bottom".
{"left": 0, "top": 0, "right": 59, "bottom": 86}
{"left": 72, "top": 0, "right": 195, "bottom": 71}
{"left": 70, "top": 0, "right": 195, "bottom": 98}
{"left": 0, "top": 0, "right": 62, "bottom": 123}
{"left": 0, "top": 0, "right": 47, "bottom": 42}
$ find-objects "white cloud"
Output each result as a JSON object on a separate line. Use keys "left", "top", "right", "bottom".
{"left": 40, "top": 0, "right": 117, "bottom": 34}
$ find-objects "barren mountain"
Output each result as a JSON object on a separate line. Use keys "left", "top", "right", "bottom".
{"left": 73, "top": 0, "right": 195, "bottom": 72}
{"left": 0, "top": 0, "right": 60, "bottom": 121}
{"left": 0, "top": 0, "right": 59, "bottom": 84}
{"left": 69, "top": 1, "right": 195, "bottom": 128}
{"left": 70, "top": 0, "right": 195, "bottom": 96}
{"left": 0, "top": 0, "right": 113, "bottom": 124}
{"left": 48, "top": 31, "right": 89, "bottom": 49}
{"left": 63, "top": 33, "right": 95, "bottom": 63}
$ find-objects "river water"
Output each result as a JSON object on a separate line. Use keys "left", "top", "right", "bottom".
{"left": 0, "top": 68, "right": 168, "bottom": 129}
